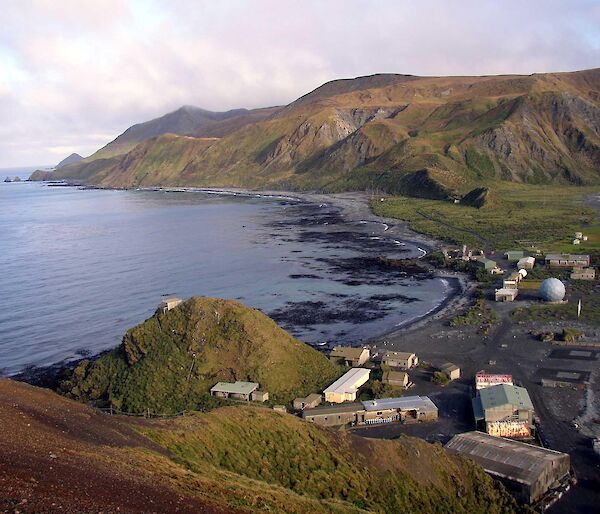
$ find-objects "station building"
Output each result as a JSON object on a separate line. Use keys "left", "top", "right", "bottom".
{"left": 545, "top": 253, "right": 590, "bottom": 268}
{"left": 445, "top": 431, "right": 570, "bottom": 505}
{"left": 293, "top": 393, "right": 322, "bottom": 411}
{"left": 302, "top": 396, "right": 438, "bottom": 427}
{"left": 472, "top": 383, "right": 535, "bottom": 439}
{"left": 381, "top": 351, "right": 418, "bottom": 369}
{"left": 323, "top": 368, "right": 370, "bottom": 403}
{"left": 210, "top": 381, "right": 268, "bottom": 402}
{"left": 328, "top": 346, "right": 370, "bottom": 367}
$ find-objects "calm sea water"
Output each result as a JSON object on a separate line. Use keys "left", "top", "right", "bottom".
{"left": 0, "top": 179, "right": 452, "bottom": 375}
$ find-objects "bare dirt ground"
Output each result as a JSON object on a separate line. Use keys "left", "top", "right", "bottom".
{"left": 0, "top": 379, "right": 233, "bottom": 514}
{"left": 358, "top": 300, "right": 600, "bottom": 514}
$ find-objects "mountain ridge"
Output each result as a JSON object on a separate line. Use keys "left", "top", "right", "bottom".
{"left": 31, "top": 68, "right": 600, "bottom": 198}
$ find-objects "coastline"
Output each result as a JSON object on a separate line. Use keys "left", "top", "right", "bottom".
{"left": 13, "top": 183, "right": 476, "bottom": 386}
{"left": 58, "top": 182, "right": 476, "bottom": 337}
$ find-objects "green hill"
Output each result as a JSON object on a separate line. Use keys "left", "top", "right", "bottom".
{"left": 31, "top": 68, "right": 600, "bottom": 198}
{"left": 1, "top": 378, "right": 521, "bottom": 513}
{"left": 62, "top": 297, "right": 341, "bottom": 414}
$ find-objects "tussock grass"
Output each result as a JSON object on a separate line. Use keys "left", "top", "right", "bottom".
{"left": 63, "top": 297, "right": 341, "bottom": 414}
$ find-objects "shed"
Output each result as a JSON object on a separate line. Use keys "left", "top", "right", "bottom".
{"left": 293, "top": 393, "right": 322, "bottom": 411}
{"left": 440, "top": 362, "right": 460, "bottom": 380}
{"left": 475, "top": 257, "right": 497, "bottom": 271}
{"left": 382, "top": 351, "right": 418, "bottom": 369}
{"left": 210, "top": 381, "right": 258, "bottom": 401}
{"left": 159, "top": 297, "right": 183, "bottom": 313}
{"left": 302, "top": 396, "right": 438, "bottom": 427}
{"left": 495, "top": 288, "right": 518, "bottom": 302}
{"left": 517, "top": 256, "right": 535, "bottom": 270}
{"left": 382, "top": 370, "right": 409, "bottom": 388}
{"left": 328, "top": 346, "right": 370, "bottom": 367}
{"left": 251, "top": 390, "right": 269, "bottom": 402}
{"left": 273, "top": 405, "right": 287, "bottom": 413}
{"left": 302, "top": 402, "right": 363, "bottom": 427}
{"left": 445, "top": 431, "right": 570, "bottom": 504}
{"left": 505, "top": 251, "right": 526, "bottom": 262}
{"left": 571, "top": 267, "right": 595, "bottom": 280}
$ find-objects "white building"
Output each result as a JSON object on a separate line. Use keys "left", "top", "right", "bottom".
{"left": 475, "top": 372, "right": 513, "bottom": 390}
{"left": 495, "top": 288, "right": 518, "bottom": 302}
{"left": 323, "top": 368, "right": 370, "bottom": 403}
{"left": 159, "top": 297, "right": 183, "bottom": 313}
{"left": 517, "top": 256, "right": 535, "bottom": 270}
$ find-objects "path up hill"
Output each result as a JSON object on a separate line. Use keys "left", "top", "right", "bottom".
{"left": 31, "top": 68, "right": 600, "bottom": 197}
{"left": 1, "top": 378, "right": 521, "bottom": 513}
{"left": 63, "top": 296, "right": 341, "bottom": 414}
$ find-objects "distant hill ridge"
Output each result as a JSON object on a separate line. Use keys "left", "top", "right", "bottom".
{"left": 31, "top": 68, "right": 600, "bottom": 198}
{"left": 56, "top": 152, "right": 83, "bottom": 168}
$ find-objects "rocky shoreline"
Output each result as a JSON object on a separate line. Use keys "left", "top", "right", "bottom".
{"left": 36, "top": 182, "right": 478, "bottom": 341}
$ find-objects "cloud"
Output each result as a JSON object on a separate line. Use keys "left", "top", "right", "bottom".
{"left": 0, "top": 0, "right": 599, "bottom": 167}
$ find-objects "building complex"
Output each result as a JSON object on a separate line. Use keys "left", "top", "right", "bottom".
{"left": 303, "top": 396, "right": 438, "bottom": 427}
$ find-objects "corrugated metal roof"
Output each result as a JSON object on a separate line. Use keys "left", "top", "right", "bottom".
{"left": 518, "top": 257, "right": 535, "bottom": 265}
{"left": 210, "top": 381, "right": 258, "bottom": 395}
{"left": 445, "top": 431, "right": 569, "bottom": 485}
{"left": 329, "top": 346, "right": 367, "bottom": 359}
{"left": 303, "top": 402, "right": 363, "bottom": 416}
{"left": 440, "top": 362, "right": 459, "bottom": 373}
{"left": 472, "top": 397, "right": 484, "bottom": 421}
{"left": 545, "top": 253, "right": 589, "bottom": 261}
{"left": 478, "top": 384, "right": 534, "bottom": 411}
{"left": 323, "top": 368, "right": 370, "bottom": 395}
{"left": 362, "top": 396, "right": 437, "bottom": 413}
{"left": 383, "top": 370, "right": 408, "bottom": 381}
{"left": 383, "top": 351, "right": 415, "bottom": 360}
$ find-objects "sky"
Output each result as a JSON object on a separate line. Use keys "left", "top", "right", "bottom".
{"left": 1, "top": 0, "right": 599, "bottom": 168}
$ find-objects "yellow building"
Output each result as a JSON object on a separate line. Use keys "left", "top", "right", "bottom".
{"left": 323, "top": 368, "right": 370, "bottom": 403}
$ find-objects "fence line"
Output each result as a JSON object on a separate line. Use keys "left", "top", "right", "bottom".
{"left": 97, "top": 406, "right": 188, "bottom": 418}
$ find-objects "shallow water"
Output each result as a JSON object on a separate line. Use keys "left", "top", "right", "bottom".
{"left": 0, "top": 181, "right": 452, "bottom": 374}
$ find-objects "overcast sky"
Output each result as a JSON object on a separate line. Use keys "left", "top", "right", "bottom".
{"left": 1, "top": 0, "right": 599, "bottom": 168}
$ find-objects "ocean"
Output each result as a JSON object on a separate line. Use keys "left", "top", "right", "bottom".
{"left": 0, "top": 179, "right": 452, "bottom": 375}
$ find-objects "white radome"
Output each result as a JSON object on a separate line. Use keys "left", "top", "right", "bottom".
{"left": 539, "top": 278, "right": 566, "bottom": 302}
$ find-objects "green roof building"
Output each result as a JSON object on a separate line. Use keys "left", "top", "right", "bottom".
{"left": 472, "top": 384, "right": 535, "bottom": 438}
{"left": 475, "top": 257, "right": 497, "bottom": 270}
{"left": 505, "top": 251, "right": 527, "bottom": 262}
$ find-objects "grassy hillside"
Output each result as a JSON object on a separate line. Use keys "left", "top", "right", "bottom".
{"left": 373, "top": 183, "right": 600, "bottom": 250}
{"left": 31, "top": 68, "right": 600, "bottom": 198}
{"left": 145, "top": 406, "right": 519, "bottom": 513}
{"left": 62, "top": 297, "right": 341, "bottom": 414}
{"left": 1, "top": 378, "right": 521, "bottom": 513}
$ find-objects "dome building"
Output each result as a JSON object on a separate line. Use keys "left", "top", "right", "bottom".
{"left": 539, "top": 278, "right": 566, "bottom": 302}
